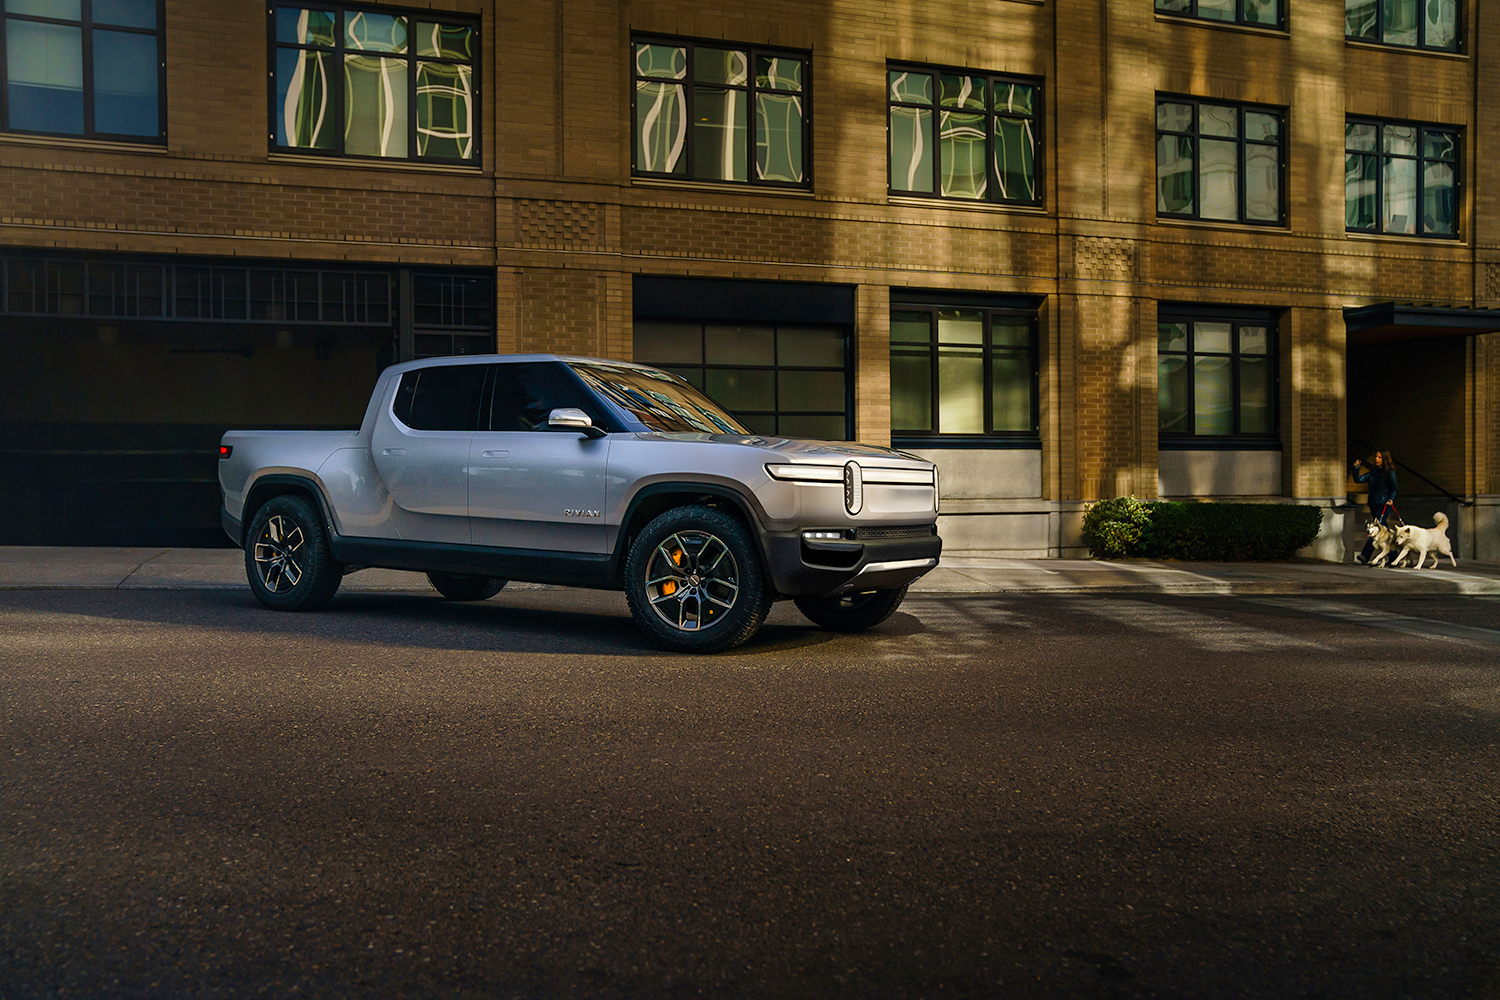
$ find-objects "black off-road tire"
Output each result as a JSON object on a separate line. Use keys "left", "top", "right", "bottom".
{"left": 427, "top": 573, "right": 507, "bottom": 601}
{"left": 623, "top": 505, "right": 773, "bottom": 653}
{"left": 794, "top": 586, "right": 909, "bottom": 632}
{"left": 244, "top": 495, "right": 342, "bottom": 612}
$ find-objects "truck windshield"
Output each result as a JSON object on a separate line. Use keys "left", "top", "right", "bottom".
{"left": 569, "top": 362, "right": 749, "bottom": 435}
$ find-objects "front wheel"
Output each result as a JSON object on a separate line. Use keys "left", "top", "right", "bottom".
{"left": 794, "top": 586, "right": 909, "bottom": 632}
{"left": 427, "top": 573, "right": 507, "bottom": 601}
{"left": 623, "top": 505, "right": 772, "bottom": 653}
{"left": 244, "top": 495, "right": 342, "bottom": 611}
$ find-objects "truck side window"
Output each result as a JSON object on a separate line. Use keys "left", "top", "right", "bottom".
{"left": 393, "top": 365, "right": 486, "bottom": 431}
{"left": 488, "top": 362, "right": 596, "bottom": 431}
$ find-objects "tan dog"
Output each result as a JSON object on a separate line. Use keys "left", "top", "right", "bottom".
{"left": 1365, "top": 520, "right": 1399, "bottom": 567}
{"left": 1391, "top": 512, "right": 1457, "bottom": 570}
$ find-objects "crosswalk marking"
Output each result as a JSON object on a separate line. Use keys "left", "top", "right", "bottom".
{"left": 1250, "top": 598, "right": 1500, "bottom": 646}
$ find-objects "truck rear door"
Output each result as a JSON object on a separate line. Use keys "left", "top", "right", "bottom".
{"left": 369, "top": 363, "right": 486, "bottom": 544}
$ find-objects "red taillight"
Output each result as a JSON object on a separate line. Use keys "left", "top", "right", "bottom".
{"left": 219, "top": 445, "right": 233, "bottom": 459}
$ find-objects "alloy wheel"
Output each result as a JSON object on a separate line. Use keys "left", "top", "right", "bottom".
{"left": 252, "top": 514, "right": 306, "bottom": 593}
{"left": 644, "top": 530, "right": 740, "bottom": 631}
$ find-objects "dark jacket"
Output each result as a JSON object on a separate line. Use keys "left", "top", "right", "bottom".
{"left": 1354, "top": 463, "right": 1398, "bottom": 514}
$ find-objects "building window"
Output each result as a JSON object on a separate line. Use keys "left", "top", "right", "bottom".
{"left": 890, "top": 300, "right": 1039, "bottom": 442}
{"left": 2, "top": 0, "right": 163, "bottom": 141}
{"left": 633, "top": 321, "right": 848, "bottom": 439}
{"left": 1345, "top": 0, "right": 1458, "bottom": 51}
{"left": 631, "top": 36, "right": 808, "bottom": 187}
{"left": 1345, "top": 118, "right": 1458, "bottom": 238}
{"left": 887, "top": 64, "right": 1041, "bottom": 205}
{"left": 1156, "top": 0, "right": 1283, "bottom": 29}
{"left": 271, "top": 5, "right": 478, "bottom": 162}
{"left": 411, "top": 273, "right": 493, "bottom": 358}
{"left": 1157, "top": 97, "right": 1283, "bottom": 225}
{"left": 1158, "top": 311, "right": 1278, "bottom": 440}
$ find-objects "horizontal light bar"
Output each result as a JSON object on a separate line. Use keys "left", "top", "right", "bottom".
{"left": 861, "top": 467, "right": 936, "bottom": 486}
{"left": 766, "top": 464, "right": 843, "bottom": 483}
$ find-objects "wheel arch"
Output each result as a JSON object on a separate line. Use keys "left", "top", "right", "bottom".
{"left": 239, "top": 474, "right": 337, "bottom": 548}
{"left": 613, "top": 482, "right": 769, "bottom": 586}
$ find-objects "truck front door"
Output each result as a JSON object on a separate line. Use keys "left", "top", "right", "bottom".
{"left": 468, "top": 362, "right": 611, "bottom": 554}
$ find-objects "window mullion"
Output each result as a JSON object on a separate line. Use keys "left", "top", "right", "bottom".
{"left": 81, "top": 1, "right": 95, "bottom": 136}
{"left": 407, "top": 41, "right": 416, "bottom": 158}
{"left": 1229, "top": 324, "right": 1241, "bottom": 436}
{"left": 1185, "top": 325, "right": 1197, "bottom": 435}
{"left": 333, "top": 8, "right": 346, "bottom": 156}
{"left": 929, "top": 311, "right": 941, "bottom": 433}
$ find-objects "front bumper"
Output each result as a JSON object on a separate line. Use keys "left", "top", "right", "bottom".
{"left": 762, "top": 525, "right": 942, "bottom": 598}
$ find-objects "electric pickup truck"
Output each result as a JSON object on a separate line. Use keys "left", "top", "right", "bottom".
{"left": 219, "top": 354, "right": 942, "bottom": 652}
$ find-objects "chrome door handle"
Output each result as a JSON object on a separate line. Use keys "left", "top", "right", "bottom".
{"left": 382, "top": 448, "right": 405, "bottom": 456}
{"left": 482, "top": 450, "right": 510, "bottom": 458}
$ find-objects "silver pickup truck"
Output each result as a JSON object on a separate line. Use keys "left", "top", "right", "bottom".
{"left": 219, "top": 354, "right": 941, "bottom": 652}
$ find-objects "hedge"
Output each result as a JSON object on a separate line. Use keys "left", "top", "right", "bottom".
{"left": 1082, "top": 497, "right": 1322, "bottom": 561}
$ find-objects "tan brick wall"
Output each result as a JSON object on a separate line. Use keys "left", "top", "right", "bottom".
{"left": 3, "top": 0, "right": 1498, "bottom": 537}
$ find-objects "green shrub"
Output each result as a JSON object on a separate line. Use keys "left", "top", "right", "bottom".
{"left": 1082, "top": 495, "right": 1154, "bottom": 558}
{"left": 1083, "top": 497, "right": 1322, "bottom": 561}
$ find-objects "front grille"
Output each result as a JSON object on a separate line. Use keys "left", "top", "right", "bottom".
{"left": 856, "top": 524, "right": 936, "bottom": 541}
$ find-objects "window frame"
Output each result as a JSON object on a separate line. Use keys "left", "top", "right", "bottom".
{"left": 1344, "top": 116, "right": 1461, "bottom": 240}
{"left": 1, "top": 0, "right": 166, "bottom": 143}
{"left": 632, "top": 319, "right": 852, "bottom": 440}
{"left": 1155, "top": 0, "right": 1286, "bottom": 31}
{"left": 885, "top": 62, "right": 1043, "bottom": 207}
{"left": 1156, "top": 95, "right": 1286, "bottom": 227}
{"left": 1344, "top": 0, "right": 1461, "bottom": 52}
{"left": 629, "top": 33, "right": 812, "bottom": 190}
{"left": 1157, "top": 306, "right": 1280, "bottom": 446}
{"left": 889, "top": 296, "right": 1041, "bottom": 447}
{"left": 267, "top": 2, "right": 481, "bottom": 165}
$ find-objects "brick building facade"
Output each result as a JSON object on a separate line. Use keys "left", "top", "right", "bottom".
{"left": 2, "top": 0, "right": 1498, "bottom": 556}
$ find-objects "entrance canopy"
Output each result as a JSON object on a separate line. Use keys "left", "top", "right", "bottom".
{"left": 1344, "top": 302, "right": 1500, "bottom": 346}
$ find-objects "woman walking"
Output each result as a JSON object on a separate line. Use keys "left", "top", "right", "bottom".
{"left": 1353, "top": 449, "right": 1398, "bottom": 564}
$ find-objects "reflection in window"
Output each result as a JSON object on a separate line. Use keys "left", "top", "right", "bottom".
{"left": 273, "top": 4, "right": 476, "bottom": 162}
{"left": 631, "top": 36, "right": 808, "bottom": 187}
{"left": 1158, "top": 313, "right": 1277, "bottom": 439}
{"left": 1157, "top": 96, "right": 1283, "bottom": 225}
{"left": 890, "top": 303, "right": 1039, "bottom": 439}
{"left": 1156, "top": 0, "right": 1283, "bottom": 28}
{"left": 633, "top": 320, "right": 849, "bottom": 439}
{"left": 1345, "top": 0, "right": 1458, "bottom": 51}
{"left": 2, "top": 0, "right": 162, "bottom": 140}
{"left": 1345, "top": 117, "right": 1458, "bottom": 238}
{"left": 888, "top": 64, "right": 1040, "bottom": 205}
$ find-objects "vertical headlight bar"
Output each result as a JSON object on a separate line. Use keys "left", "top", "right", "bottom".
{"left": 843, "top": 461, "right": 863, "bottom": 515}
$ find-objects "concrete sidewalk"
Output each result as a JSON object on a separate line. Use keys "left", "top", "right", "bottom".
{"left": 4, "top": 546, "right": 1500, "bottom": 596}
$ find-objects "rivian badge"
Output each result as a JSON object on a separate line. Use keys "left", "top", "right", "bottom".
{"left": 843, "top": 461, "right": 863, "bottom": 515}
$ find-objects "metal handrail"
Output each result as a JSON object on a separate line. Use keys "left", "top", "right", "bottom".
{"left": 1393, "top": 459, "right": 1473, "bottom": 507}
{"left": 1349, "top": 439, "right": 1473, "bottom": 508}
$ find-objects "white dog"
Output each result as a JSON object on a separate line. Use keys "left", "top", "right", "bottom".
{"left": 1365, "top": 520, "right": 1399, "bottom": 567}
{"left": 1391, "top": 512, "right": 1457, "bottom": 570}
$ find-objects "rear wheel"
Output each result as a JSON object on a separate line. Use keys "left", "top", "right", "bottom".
{"left": 427, "top": 573, "right": 507, "bottom": 601}
{"left": 794, "top": 586, "right": 908, "bottom": 632}
{"left": 244, "top": 495, "right": 342, "bottom": 611}
{"left": 624, "top": 505, "right": 772, "bottom": 653}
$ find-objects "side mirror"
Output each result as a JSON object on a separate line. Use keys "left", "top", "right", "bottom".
{"left": 548, "top": 407, "right": 606, "bottom": 439}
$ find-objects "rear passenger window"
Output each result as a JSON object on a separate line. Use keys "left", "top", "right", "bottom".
{"left": 393, "top": 365, "right": 487, "bottom": 431}
{"left": 488, "top": 362, "right": 598, "bottom": 431}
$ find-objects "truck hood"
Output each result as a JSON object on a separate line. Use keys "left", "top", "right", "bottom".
{"left": 632, "top": 433, "right": 927, "bottom": 465}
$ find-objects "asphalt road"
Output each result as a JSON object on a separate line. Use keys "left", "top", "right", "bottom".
{"left": 3, "top": 587, "right": 1499, "bottom": 999}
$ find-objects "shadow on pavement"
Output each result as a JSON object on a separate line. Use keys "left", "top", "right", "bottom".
{"left": 0, "top": 586, "right": 861, "bottom": 658}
